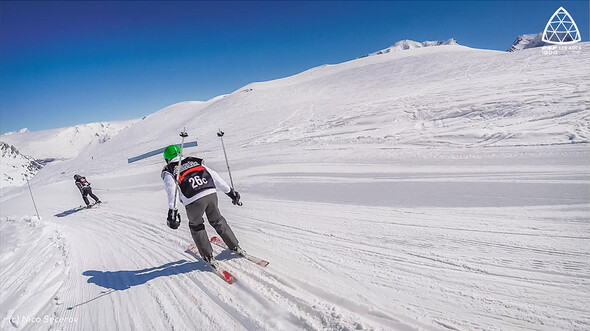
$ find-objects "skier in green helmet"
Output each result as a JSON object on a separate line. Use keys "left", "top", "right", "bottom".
{"left": 161, "top": 144, "right": 242, "bottom": 267}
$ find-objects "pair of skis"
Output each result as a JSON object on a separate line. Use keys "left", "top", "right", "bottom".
{"left": 79, "top": 201, "right": 105, "bottom": 210}
{"left": 187, "top": 237, "right": 269, "bottom": 284}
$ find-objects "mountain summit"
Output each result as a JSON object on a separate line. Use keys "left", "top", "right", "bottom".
{"left": 507, "top": 33, "right": 547, "bottom": 52}
{"left": 370, "top": 38, "right": 458, "bottom": 55}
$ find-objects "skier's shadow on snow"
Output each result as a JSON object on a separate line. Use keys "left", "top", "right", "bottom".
{"left": 82, "top": 259, "right": 205, "bottom": 291}
{"left": 54, "top": 206, "right": 86, "bottom": 217}
{"left": 214, "top": 249, "right": 242, "bottom": 262}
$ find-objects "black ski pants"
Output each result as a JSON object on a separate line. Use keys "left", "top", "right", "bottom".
{"left": 185, "top": 193, "right": 239, "bottom": 258}
{"left": 81, "top": 187, "right": 100, "bottom": 206}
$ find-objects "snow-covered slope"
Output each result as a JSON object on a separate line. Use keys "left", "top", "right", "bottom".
{"left": 1, "top": 41, "right": 589, "bottom": 330}
{"left": 507, "top": 33, "right": 547, "bottom": 52}
{"left": 0, "top": 142, "right": 42, "bottom": 188}
{"left": 38, "top": 41, "right": 590, "bottom": 184}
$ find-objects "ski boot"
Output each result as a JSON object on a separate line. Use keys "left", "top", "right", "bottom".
{"left": 232, "top": 246, "right": 245, "bottom": 256}
{"left": 203, "top": 255, "right": 219, "bottom": 268}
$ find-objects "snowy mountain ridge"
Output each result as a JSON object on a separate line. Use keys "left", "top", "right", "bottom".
{"left": 0, "top": 120, "right": 137, "bottom": 189}
{"left": 507, "top": 32, "right": 547, "bottom": 52}
{"left": 1, "top": 128, "right": 29, "bottom": 136}
{"left": 370, "top": 38, "right": 458, "bottom": 55}
{"left": 0, "top": 142, "right": 41, "bottom": 188}
{"left": 0, "top": 120, "right": 138, "bottom": 161}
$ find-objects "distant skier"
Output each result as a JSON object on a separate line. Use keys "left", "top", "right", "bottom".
{"left": 73, "top": 174, "right": 101, "bottom": 208}
{"left": 161, "top": 145, "right": 243, "bottom": 267}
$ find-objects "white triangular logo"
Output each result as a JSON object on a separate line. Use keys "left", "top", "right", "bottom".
{"left": 542, "top": 7, "right": 581, "bottom": 44}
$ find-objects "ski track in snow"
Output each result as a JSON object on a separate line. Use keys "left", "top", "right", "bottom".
{"left": 2, "top": 145, "right": 589, "bottom": 330}
{"left": 1, "top": 183, "right": 421, "bottom": 330}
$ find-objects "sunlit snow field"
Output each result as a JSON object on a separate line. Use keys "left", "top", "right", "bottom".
{"left": 1, "top": 43, "right": 589, "bottom": 330}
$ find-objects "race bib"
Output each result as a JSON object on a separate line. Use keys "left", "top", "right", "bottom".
{"left": 178, "top": 166, "right": 216, "bottom": 198}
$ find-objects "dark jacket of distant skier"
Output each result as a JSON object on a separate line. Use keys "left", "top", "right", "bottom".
{"left": 161, "top": 145, "right": 242, "bottom": 265}
{"left": 74, "top": 174, "right": 101, "bottom": 208}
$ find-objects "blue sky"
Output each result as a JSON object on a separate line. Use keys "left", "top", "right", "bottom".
{"left": 1, "top": 1, "right": 588, "bottom": 133}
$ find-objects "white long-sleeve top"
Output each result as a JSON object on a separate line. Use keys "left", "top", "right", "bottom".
{"left": 161, "top": 159, "right": 231, "bottom": 209}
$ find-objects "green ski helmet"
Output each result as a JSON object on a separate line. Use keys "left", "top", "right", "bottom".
{"left": 163, "top": 145, "right": 181, "bottom": 162}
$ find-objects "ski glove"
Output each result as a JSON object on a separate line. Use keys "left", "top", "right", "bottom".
{"left": 167, "top": 209, "right": 181, "bottom": 229}
{"left": 226, "top": 189, "right": 242, "bottom": 206}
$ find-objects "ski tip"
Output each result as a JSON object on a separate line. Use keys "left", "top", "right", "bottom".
{"left": 257, "top": 261, "right": 270, "bottom": 267}
{"left": 222, "top": 271, "right": 236, "bottom": 284}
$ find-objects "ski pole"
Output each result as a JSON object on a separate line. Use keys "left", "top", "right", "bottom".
{"left": 26, "top": 175, "right": 41, "bottom": 220}
{"left": 217, "top": 129, "right": 242, "bottom": 206}
{"left": 173, "top": 128, "right": 188, "bottom": 217}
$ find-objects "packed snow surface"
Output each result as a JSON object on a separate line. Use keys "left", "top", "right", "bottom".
{"left": 1, "top": 42, "right": 589, "bottom": 330}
